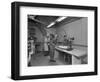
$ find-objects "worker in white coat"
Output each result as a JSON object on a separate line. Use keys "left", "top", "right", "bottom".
{"left": 28, "top": 39, "right": 35, "bottom": 66}
{"left": 44, "top": 35, "right": 50, "bottom": 56}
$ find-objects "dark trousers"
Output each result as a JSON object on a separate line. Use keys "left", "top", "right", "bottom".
{"left": 49, "top": 45, "right": 55, "bottom": 60}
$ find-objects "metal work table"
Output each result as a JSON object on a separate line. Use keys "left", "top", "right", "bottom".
{"left": 55, "top": 46, "right": 87, "bottom": 64}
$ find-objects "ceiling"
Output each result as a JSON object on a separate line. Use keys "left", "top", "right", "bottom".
{"left": 28, "top": 15, "right": 83, "bottom": 28}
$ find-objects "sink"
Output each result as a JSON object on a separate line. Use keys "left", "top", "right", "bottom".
{"left": 58, "top": 45, "right": 74, "bottom": 51}
{"left": 58, "top": 46, "right": 68, "bottom": 49}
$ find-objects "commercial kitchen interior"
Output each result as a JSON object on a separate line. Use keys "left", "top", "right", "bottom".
{"left": 28, "top": 15, "right": 88, "bottom": 66}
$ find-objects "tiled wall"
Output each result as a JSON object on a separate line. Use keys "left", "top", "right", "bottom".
{"left": 56, "top": 18, "right": 88, "bottom": 46}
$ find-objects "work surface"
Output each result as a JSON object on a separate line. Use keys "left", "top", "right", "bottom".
{"left": 55, "top": 46, "right": 87, "bottom": 58}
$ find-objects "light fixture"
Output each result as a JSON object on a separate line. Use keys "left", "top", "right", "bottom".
{"left": 47, "top": 22, "right": 55, "bottom": 28}
{"left": 56, "top": 16, "right": 67, "bottom": 22}
{"left": 47, "top": 16, "right": 67, "bottom": 28}
{"left": 28, "top": 15, "right": 35, "bottom": 20}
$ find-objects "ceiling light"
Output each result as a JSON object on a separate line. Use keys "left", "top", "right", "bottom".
{"left": 47, "top": 22, "right": 55, "bottom": 28}
{"left": 56, "top": 16, "right": 67, "bottom": 22}
{"left": 28, "top": 16, "right": 35, "bottom": 20}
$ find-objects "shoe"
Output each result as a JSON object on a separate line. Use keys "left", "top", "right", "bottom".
{"left": 49, "top": 60, "right": 56, "bottom": 62}
{"left": 28, "top": 62, "right": 31, "bottom": 66}
{"left": 44, "top": 54, "right": 49, "bottom": 56}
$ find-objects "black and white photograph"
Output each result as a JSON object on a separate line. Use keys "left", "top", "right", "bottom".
{"left": 11, "top": 2, "right": 97, "bottom": 80}
{"left": 27, "top": 15, "right": 88, "bottom": 67}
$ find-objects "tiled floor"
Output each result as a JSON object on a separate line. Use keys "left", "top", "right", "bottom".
{"left": 29, "top": 51, "right": 67, "bottom": 67}
{"left": 29, "top": 49, "right": 87, "bottom": 67}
